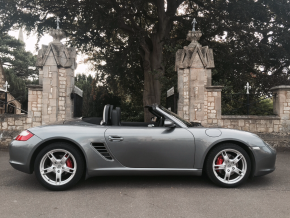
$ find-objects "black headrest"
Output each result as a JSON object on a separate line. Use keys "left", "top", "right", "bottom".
{"left": 109, "top": 105, "right": 113, "bottom": 120}
{"left": 116, "top": 107, "right": 121, "bottom": 126}
{"left": 112, "top": 107, "right": 121, "bottom": 126}
{"left": 111, "top": 110, "right": 118, "bottom": 126}
{"left": 111, "top": 107, "right": 121, "bottom": 126}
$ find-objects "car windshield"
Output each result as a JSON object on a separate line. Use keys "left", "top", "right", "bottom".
{"left": 159, "top": 106, "right": 194, "bottom": 127}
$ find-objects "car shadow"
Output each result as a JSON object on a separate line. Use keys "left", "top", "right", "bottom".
{"left": 74, "top": 174, "right": 275, "bottom": 191}
{"left": 6, "top": 171, "right": 276, "bottom": 192}
{"left": 77, "top": 175, "right": 212, "bottom": 190}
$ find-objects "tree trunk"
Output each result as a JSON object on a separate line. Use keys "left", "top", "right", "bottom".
{"left": 141, "top": 34, "right": 165, "bottom": 122}
{"left": 139, "top": 1, "right": 179, "bottom": 122}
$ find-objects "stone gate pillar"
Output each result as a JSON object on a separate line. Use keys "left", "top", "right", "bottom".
{"left": 35, "top": 28, "right": 77, "bottom": 125}
{"left": 270, "top": 85, "right": 290, "bottom": 132}
{"left": 175, "top": 30, "right": 222, "bottom": 126}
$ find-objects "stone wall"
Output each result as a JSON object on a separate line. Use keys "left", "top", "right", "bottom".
{"left": 0, "top": 88, "right": 44, "bottom": 147}
{"left": 258, "top": 133, "right": 290, "bottom": 149}
{"left": 220, "top": 116, "right": 280, "bottom": 132}
{"left": 205, "top": 88, "right": 222, "bottom": 126}
{"left": 0, "top": 114, "right": 31, "bottom": 148}
{"left": 27, "top": 86, "right": 43, "bottom": 127}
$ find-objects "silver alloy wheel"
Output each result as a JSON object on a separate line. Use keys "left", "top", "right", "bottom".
{"left": 39, "top": 149, "right": 77, "bottom": 186}
{"left": 212, "top": 149, "right": 247, "bottom": 184}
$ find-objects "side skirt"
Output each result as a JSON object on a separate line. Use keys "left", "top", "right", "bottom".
{"left": 86, "top": 168, "right": 202, "bottom": 178}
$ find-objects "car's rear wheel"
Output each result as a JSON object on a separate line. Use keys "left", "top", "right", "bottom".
{"left": 34, "top": 142, "right": 85, "bottom": 191}
{"left": 205, "top": 143, "right": 251, "bottom": 188}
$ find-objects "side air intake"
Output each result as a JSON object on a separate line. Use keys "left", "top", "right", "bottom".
{"left": 91, "top": 143, "right": 113, "bottom": 160}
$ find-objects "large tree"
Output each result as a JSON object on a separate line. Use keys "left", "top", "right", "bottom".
{"left": 75, "top": 73, "right": 144, "bottom": 121}
{"left": 2, "top": 0, "right": 290, "bottom": 120}
{"left": 0, "top": 34, "right": 37, "bottom": 78}
{"left": 0, "top": 34, "right": 38, "bottom": 111}
{"left": 41, "top": 0, "right": 186, "bottom": 121}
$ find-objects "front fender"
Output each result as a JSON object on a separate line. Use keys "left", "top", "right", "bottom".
{"left": 189, "top": 128, "right": 265, "bottom": 169}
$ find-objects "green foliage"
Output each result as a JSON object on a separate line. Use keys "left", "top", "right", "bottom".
{"left": 1, "top": 0, "right": 290, "bottom": 117}
{"left": 222, "top": 94, "right": 273, "bottom": 116}
{"left": 252, "top": 98, "right": 274, "bottom": 116}
{"left": 75, "top": 73, "right": 143, "bottom": 121}
{"left": 0, "top": 34, "right": 37, "bottom": 78}
{"left": 0, "top": 0, "right": 27, "bottom": 33}
{"left": 4, "top": 69, "right": 38, "bottom": 112}
{"left": 0, "top": 34, "right": 38, "bottom": 111}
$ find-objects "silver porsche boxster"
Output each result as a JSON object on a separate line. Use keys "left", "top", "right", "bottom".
{"left": 9, "top": 104, "right": 276, "bottom": 190}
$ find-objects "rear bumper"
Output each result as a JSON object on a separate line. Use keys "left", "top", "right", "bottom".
{"left": 255, "top": 167, "right": 275, "bottom": 177}
{"left": 9, "top": 160, "right": 31, "bottom": 174}
{"left": 252, "top": 145, "right": 276, "bottom": 177}
{"left": 9, "top": 135, "right": 43, "bottom": 174}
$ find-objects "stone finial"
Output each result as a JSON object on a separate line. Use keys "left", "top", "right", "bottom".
{"left": 56, "top": 17, "right": 60, "bottom": 29}
{"left": 192, "top": 18, "right": 197, "bottom": 32}
{"left": 186, "top": 30, "right": 202, "bottom": 47}
{"left": 48, "top": 28, "right": 66, "bottom": 44}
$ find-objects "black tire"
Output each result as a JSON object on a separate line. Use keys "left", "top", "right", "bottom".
{"left": 205, "top": 143, "right": 251, "bottom": 188}
{"left": 34, "top": 142, "right": 85, "bottom": 191}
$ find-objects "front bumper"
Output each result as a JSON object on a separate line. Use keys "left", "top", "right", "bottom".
{"left": 252, "top": 145, "right": 276, "bottom": 177}
{"left": 9, "top": 135, "right": 42, "bottom": 174}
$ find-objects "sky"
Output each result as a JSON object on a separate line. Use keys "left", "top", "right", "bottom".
{"left": 8, "top": 29, "right": 92, "bottom": 76}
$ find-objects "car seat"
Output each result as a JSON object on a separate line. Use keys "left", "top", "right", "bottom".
{"left": 111, "top": 107, "right": 121, "bottom": 126}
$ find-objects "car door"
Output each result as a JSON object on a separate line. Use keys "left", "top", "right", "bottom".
{"left": 104, "top": 126, "right": 195, "bottom": 168}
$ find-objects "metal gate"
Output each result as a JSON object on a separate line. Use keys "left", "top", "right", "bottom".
{"left": 166, "top": 87, "right": 178, "bottom": 114}
{"left": 71, "top": 93, "right": 83, "bottom": 117}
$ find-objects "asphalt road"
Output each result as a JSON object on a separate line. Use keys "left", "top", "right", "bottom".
{"left": 0, "top": 149, "right": 290, "bottom": 218}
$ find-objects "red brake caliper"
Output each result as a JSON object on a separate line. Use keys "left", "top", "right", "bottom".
{"left": 216, "top": 155, "right": 224, "bottom": 173}
{"left": 66, "top": 158, "right": 73, "bottom": 168}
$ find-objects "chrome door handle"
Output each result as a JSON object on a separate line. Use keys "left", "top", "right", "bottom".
{"left": 108, "top": 136, "right": 124, "bottom": 142}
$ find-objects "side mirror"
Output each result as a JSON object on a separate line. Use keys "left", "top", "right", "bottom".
{"left": 164, "top": 119, "right": 176, "bottom": 128}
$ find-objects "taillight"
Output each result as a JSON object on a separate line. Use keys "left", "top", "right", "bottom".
{"left": 15, "top": 130, "right": 34, "bottom": 141}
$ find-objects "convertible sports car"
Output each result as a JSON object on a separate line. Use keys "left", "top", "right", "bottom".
{"left": 9, "top": 104, "right": 276, "bottom": 190}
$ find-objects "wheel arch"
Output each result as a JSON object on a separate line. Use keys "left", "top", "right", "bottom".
{"left": 29, "top": 138, "right": 87, "bottom": 174}
{"left": 202, "top": 140, "right": 256, "bottom": 178}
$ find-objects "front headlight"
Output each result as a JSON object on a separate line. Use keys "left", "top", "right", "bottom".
{"left": 252, "top": 133, "right": 275, "bottom": 151}
{"left": 264, "top": 141, "right": 276, "bottom": 151}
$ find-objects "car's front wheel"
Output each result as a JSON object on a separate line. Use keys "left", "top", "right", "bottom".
{"left": 205, "top": 143, "right": 251, "bottom": 188}
{"left": 34, "top": 142, "right": 85, "bottom": 191}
